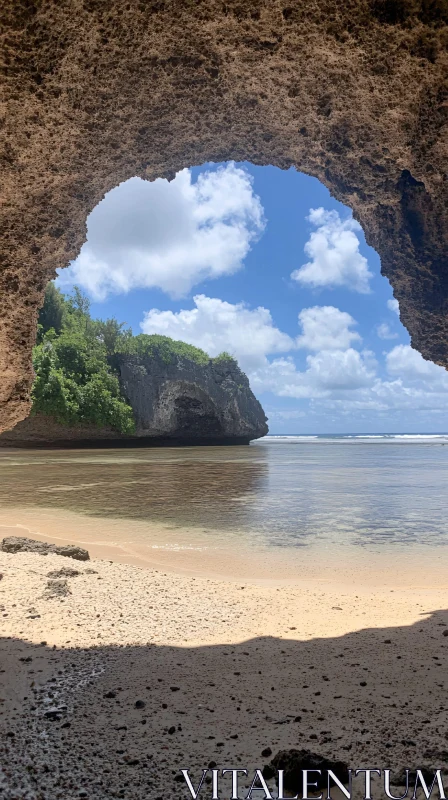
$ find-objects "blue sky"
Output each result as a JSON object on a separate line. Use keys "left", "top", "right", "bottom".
{"left": 58, "top": 162, "right": 448, "bottom": 434}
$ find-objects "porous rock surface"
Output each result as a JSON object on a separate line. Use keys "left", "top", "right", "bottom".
{"left": 0, "top": 413, "right": 122, "bottom": 447}
{"left": 1, "top": 536, "right": 90, "bottom": 561}
{"left": 0, "top": 352, "right": 268, "bottom": 445}
{"left": 117, "top": 352, "right": 268, "bottom": 443}
{"left": 1, "top": 0, "right": 447, "bottom": 432}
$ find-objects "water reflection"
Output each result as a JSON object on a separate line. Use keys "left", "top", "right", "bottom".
{"left": 0, "top": 440, "right": 447, "bottom": 552}
{"left": 0, "top": 447, "right": 269, "bottom": 534}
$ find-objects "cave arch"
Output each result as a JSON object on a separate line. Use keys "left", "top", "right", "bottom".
{"left": 1, "top": 0, "right": 447, "bottom": 432}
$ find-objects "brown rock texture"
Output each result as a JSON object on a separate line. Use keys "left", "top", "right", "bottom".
{"left": 0, "top": 413, "right": 122, "bottom": 446}
{"left": 1, "top": 0, "right": 447, "bottom": 432}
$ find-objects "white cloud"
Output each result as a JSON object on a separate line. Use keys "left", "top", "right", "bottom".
{"left": 140, "top": 293, "right": 448, "bottom": 419}
{"left": 386, "top": 345, "right": 448, "bottom": 387}
{"left": 250, "top": 349, "right": 377, "bottom": 398}
{"left": 313, "top": 346, "right": 448, "bottom": 415}
{"left": 305, "top": 349, "right": 377, "bottom": 391}
{"left": 387, "top": 298, "right": 400, "bottom": 314}
{"left": 141, "top": 294, "right": 294, "bottom": 372}
{"left": 297, "top": 306, "right": 361, "bottom": 351}
{"left": 58, "top": 164, "right": 265, "bottom": 300}
{"left": 264, "top": 409, "right": 308, "bottom": 421}
{"left": 250, "top": 357, "right": 319, "bottom": 399}
{"left": 377, "top": 323, "right": 398, "bottom": 340}
{"left": 249, "top": 337, "right": 448, "bottom": 418}
{"left": 142, "top": 298, "right": 362, "bottom": 376}
{"left": 291, "top": 208, "right": 373, "bottom": 293}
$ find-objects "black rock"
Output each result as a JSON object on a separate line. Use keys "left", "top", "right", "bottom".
{"left": 270, "top": 749, "right": 349, "bottom": 792}
{"left": 44, "top": 709, "right": 62, "bottom": 721}
{"left": 262, "top": 764, "right": 276, "bottom": 781}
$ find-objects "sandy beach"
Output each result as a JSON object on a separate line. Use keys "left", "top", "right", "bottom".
{"left": 1, "top": 546, "right": 447, "bottom": 799}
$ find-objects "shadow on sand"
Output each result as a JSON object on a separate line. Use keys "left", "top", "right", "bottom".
{"left": 1, "top": 610, "right": 448, "bottom": 799}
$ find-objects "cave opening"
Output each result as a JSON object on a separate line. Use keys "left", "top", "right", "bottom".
{"left": 9, "top": 158, "right": 448, "bottom": 448}
{"left": 2, "top": 4, "right": 448, "bottom": 795}
{"left": 2, "top": 0, "right": 447, "bottom": 442}
{"left": 3, "top": 158, "right": 448, "bottom": 451}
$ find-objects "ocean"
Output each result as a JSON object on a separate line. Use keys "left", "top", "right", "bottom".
{"left": 0, "top": 435, "right": 447, "bottom": 584}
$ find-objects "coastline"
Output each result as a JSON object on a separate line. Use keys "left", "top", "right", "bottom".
{"left": 1, "top": 546, "right": 447, "bottom": 797}
{"left": 1, "top": 505, "right": 448, "bottom": 589}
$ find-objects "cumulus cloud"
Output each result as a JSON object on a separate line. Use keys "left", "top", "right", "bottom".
{"left": 142, "top": 293, "right": 376, "bottom": 398}
{"left": 387, "top": 298, "right": 400, "bottom": 314}
{"left": 227, "top": 308, "right": 448, "bottom": 414}
{"left": 249, "top": 357, "right": 318, "bottom": 398}
{"left": 305, "top": 349, "right": 377, "bottom": 391}
{"left": 297, "top": 306, "right": 361, "bottom": 351}
{"left": 377, "top": 323, "right": 398, "bottom": 340}
{"left": 291, "top": 208, "right": 372, "bottom": 293}
{"left": 141, "top": 294, "right": 294, "bottom": 372}
{"left": 386, "top": 345, "right": 448, "bottom": 386}
{"left": 250, "top": 350, "right": 377, "bottom": 398}
{"left": 140, "top": 293, "right": 448, "bottom": 417}
{"left": 142, "top": 299, "right": 362, "bottom": 371}
{"left": 312, "top": 346, "right": 448, "bottom": 415}
{"left": 58, "top": 164, "right": 265, "bottom": 300}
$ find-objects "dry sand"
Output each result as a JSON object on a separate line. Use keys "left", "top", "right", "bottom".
{"left": 0, "top": 549, "right": 447, "bottom": 799}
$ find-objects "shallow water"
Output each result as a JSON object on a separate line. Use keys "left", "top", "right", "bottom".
{"left": 1, "top": 436, "right": 447, "bottom": 583}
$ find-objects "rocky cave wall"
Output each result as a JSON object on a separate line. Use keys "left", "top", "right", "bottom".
{"left": 1, "top": 0, "right": 447, "bottom": 432}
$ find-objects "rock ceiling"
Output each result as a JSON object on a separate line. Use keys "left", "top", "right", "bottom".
{"left": 1, "top": 0, "right": 447, "bottom": 430}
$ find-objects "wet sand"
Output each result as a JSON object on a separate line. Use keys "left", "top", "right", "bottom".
{"left": 1, "top": 507, "right": 448, "bottom": 589}
{"left": 1, "top": 548, "right": 447, "bottom": 799}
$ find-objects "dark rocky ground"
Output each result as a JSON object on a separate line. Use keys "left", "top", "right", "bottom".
{"left": 1, "top": 551, "right": 447, "bottom": 799}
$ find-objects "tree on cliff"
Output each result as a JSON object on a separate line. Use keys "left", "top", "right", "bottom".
{"left": 95, "top": 317, "right": 132, "bottom": 357}
{"left": 32, "top": 283, "right": 239, "bottom": 434}
{"left": 32, "top": 286, "right": 135, "bottom": 434}
{"left": 37, "top": 282, "right": 65, "bottom": 339}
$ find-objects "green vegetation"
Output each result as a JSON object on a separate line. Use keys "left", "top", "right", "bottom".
{"left": 37, "top": 281, "right": 65, "bottom": 337}
{"left": 120, "top": 335, "right": 238, "bottom": 367}
{"left": 33, "top": 283, "right": 238, "bottom": 433}
{"left": 119, "top": 333, "right": 211, "bottom": 365}
{"left": 212, "top": 351, "right": 238, "bottom": 365}
{"left": 34, "top": 286, "right": 135, "bottom": 434}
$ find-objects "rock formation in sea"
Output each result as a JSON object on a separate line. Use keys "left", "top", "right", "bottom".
{"left": 0, "top": 352, "right": 268, "bottom": 447}
{"left": 1, "top": 0, "right": 447, "bottom": 433}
